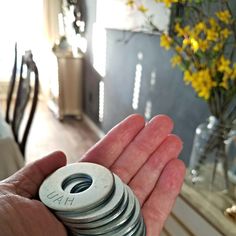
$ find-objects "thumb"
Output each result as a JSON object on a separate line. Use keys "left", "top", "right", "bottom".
{"left": 3, "top": 151, "right": 67, "bottom": 198}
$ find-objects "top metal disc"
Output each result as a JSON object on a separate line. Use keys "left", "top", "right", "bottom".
{"left": 39, "top": 163, "right": 114, "bottom": 212}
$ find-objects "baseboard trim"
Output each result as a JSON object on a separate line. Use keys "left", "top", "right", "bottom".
{"left": 83, "top": 114, "right": 105, "bottom": 139}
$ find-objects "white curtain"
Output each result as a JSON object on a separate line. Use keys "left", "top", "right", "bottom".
{"left": 43, "top": 0, "right": 61, "bottom": 46}
{"left": 0, "top": 0, "right": 61, "bottom": 97}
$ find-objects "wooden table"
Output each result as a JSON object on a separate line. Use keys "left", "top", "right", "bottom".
{"left": 162, "top": 177, "right": 236, "bottom": 236}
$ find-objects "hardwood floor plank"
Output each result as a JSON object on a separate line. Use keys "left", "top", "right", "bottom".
{"left": 26, "top": 101, "right": 99, "bottom": 163}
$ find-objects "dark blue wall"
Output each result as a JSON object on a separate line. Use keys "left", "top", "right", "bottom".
{"left": 103, "top": 30, "right": 209, "bottom": 164}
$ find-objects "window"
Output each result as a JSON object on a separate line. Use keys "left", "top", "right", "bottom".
{"left": 0, "top": 0, "right": 44, "bottom": 81}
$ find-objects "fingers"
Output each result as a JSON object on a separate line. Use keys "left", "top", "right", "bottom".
{"left": 4, "top": 151, "right": 67, "bottom": 198}
{"left": 110, "top": 115, "right": 173, "bottom": 183}
{"left": 142, "top": 159, "right": 186, "bottom": 236}
{"left": 81, "top": 114, "right": 145, "bottom": 167}
{"left": 129, "top": 134, "right": 183, "bottom": 205}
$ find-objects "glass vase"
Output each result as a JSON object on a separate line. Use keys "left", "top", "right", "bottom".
{"left": 188, "top": 116, "right": 236, "bottom": 197}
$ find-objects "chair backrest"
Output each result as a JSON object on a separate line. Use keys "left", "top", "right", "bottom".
{"left": 5, "top": 43, "right": 17, "bottom": 123}
{"left": 11, "top": 50, "right": 39, "bottom": 157}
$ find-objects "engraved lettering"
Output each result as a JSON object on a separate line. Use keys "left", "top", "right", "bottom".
{"left": 53, "top": 196, "right": 64, "bottom": 204}
{"left": 65, "top": 197, "right": 74, "bottom": 206}
{"left": 47, "top": 191, "right": 59, "bottom": 199}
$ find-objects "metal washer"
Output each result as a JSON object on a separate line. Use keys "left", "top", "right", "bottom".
{"left": 39, "top": 163, "right": 114, "bottom": 212}
{"left": 68, "top": 186, "right": 138, "bottom": 235}
{"left": 62, "top": 175, "right": 127, "bottom": 227}
{"left": 39, "top": 162, "right": 146, "bottom": 236}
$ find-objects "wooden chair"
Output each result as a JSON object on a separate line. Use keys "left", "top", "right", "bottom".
{"left": 11, "top": 50, "right": 39, "bottom": 157}
{"left": 5, "top": 43, "right": 17, "bottom": 124}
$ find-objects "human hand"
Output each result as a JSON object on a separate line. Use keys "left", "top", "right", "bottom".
{"left": 0, "top": 114, "right": 185, "bottom": 236}
{"left": 0, "top": 151, "right": 67, "bottom": 236}
{"left": 81, "top": 114, "right": 185, "bottom": 236}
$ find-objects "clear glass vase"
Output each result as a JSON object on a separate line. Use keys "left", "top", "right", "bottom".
{"left": 188, "top": 116, "right": 236, "bottom": 197}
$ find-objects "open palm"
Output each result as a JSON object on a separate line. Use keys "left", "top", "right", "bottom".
{"left": 0, "top": 114, "right": 185, "bottom": 236}
{"left": 81, "top": 114, "right": 185, "bottom": 235}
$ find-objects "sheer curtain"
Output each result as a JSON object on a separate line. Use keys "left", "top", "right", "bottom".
{"left": 43, "top": 0, "right": 61, "bottom": 46}
{"left": 0, "top": 0, "right": 61, "bottom": 96}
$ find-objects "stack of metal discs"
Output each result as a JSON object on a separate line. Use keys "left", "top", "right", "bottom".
{"left": 39, "top": 162, "right": 146, "bottom": 236}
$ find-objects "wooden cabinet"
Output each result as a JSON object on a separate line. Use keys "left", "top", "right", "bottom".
{"left": 49, "top": 54, "right": 83, "bottom": 120}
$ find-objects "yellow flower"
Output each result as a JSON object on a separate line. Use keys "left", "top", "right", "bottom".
{"left": 209, "top": 18, "right": 217, "bottom": 28}
{"left": 160, "top": 34, "right": 173, "bottom": 50}
{"left": 190, "top": 37, "right": 199, "bottom": 52}
{"left": 216, "top": 10, "right": 231, "bottom": 24}
{"left": 216, "top": 56, "right": 233, "bottom": 89}
{"left": 184, "top": 69, "right": 217, "bottom": 100}
{"left": 206, "top": 29, "right": 218, "bottom": 41}
{"left": 183, "top": 37, "right": 190, "bottom": 47}
{"left": 183, "top": 25, "right": 191, "bottom": 34}
{"left": 198, "top": 39, "right": 209, "bottom": 52}
{"left": 182, "top": 36, "right": 199, "bottom": 52}
{"left": 194, "top": 22, "right": 206, "bottom": 35}
{"left": 220, "top": 66, "right": 233, "bottom": 89}
{"left": 218, "top": 56, "right": 231, "bottom": 73}
{"left": 183, "top": 70, "right": 193, "bottom": 84}
{"left": 198, "top": 87, "right": 211, "bottom": 100}
{"left": 175, "top": 23, "right": 184, "bottom": 37}
{"left": 155, "top": 0, "right": 178, "bottom": 8}
{"left": 174, "top": 23, "right": 190, "bottom": 37}
{"left": 213, "top": 43, "right": 223, "bottom": 52}
{"left": 220, "top": 28, "right": 232, "bottom": 39}
{"left": 138, "top": 4, "right": 148, "bottom": 13}
{"left": 193, "top": 69, "right": 217, "bottom": 100}
{"left": 171, "top": 55, "right": 182, "bottom": 67}
{"left": 126, "top": 0, "right": 135, "bottom": 7}
{"left": 220, "top": 81, "right": 228, "bottom": 89}
{"left": 175, "top": 45, "right": 182, "bottom": 54}
{"left": 220, "top": 74, "right": 230, "bottom": 89}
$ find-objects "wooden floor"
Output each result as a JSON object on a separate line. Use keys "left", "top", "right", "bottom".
{"left": 26, "top": 101, "right": 100, "bottom": 164}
